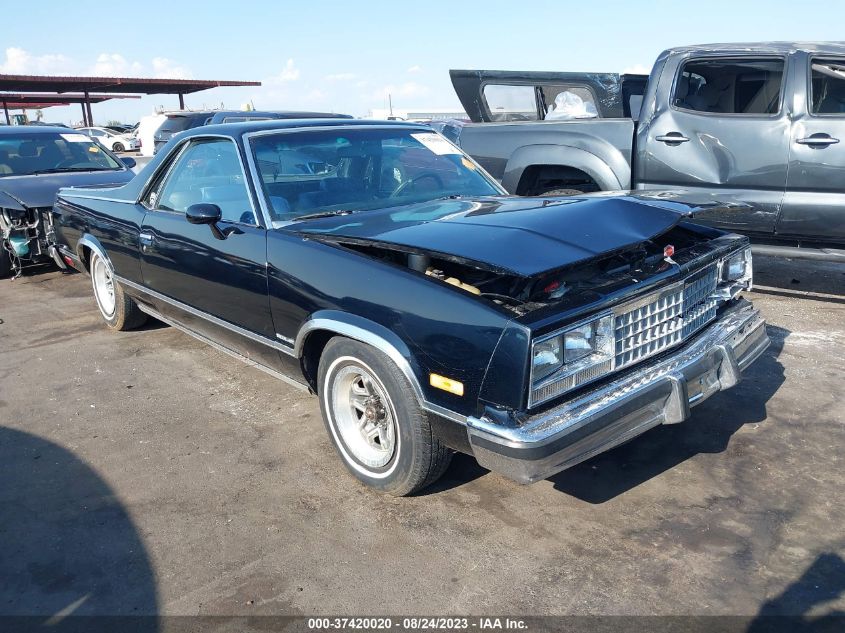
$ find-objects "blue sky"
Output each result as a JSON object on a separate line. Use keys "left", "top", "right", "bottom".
{"left": 4, "top": 0, "right": 844, "bottom": 124}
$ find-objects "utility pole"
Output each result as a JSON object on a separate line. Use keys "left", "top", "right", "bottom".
{"left": 388, "top": 93, "right": 393, "bottom": 118}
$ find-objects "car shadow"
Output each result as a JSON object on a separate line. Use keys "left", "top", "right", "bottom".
{"left": 747, "top": 550, "right": 845, "bottom": 633}
{"left": 548, "top": 324, "right": 788, "bottom": 503}
{"left": 0, "top": 426, "right": 158, "bottom": 631}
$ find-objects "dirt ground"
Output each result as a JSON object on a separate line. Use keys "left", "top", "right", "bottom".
{"left": 0, "top": 255, "right": 843, "bottom": 623}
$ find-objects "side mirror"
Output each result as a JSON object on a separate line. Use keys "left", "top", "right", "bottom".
{"left": 120, "top": 156, "right": 136, "bottom": 169}
{"left": 186, "top": 203, "right": 222, "bottom": 225}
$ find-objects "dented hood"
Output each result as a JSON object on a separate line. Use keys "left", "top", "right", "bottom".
{"left": 292, "top": 193, "right": 746, "bottom": 277}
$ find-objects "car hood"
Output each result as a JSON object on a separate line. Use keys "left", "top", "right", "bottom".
{"left": 0, "top": 170, "right": 134, "bottom": 208}
{"left": 291, "top": 192, "right": 745, "bottom": 277}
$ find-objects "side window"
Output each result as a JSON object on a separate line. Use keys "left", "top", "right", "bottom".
{"left": 152, "top": 139, "right": 256, "bottom": 225}
{"left": 542, "top": 85, "right": 598, "bottom": 120}
{"left": 483, "top": 84, "right": 538, "bottom": 121}
{"left": 810, "top": 58, "right": 845, "bottom": 115}
{"left": 674, "top": 58, "right": 785, "bottom": 115}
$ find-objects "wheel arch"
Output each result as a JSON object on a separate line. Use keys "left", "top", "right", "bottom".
{"left": 295, "top": 311, "right": 425, "bottom": 402}
{"left": 76, "top": 234, "right": 111, "bottom": 274}
{"left": 503, "top": 144, "right": 625, "bottom": 194}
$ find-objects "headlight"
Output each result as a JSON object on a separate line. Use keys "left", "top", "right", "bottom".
{"left": 530, "top": 313, "right": 614, "bottom": 407}
{"left": 716, "top": 247, "right": 753, "bottom": 301}
{"left": 722, "top": 247, "right": 752, "bottom": 285}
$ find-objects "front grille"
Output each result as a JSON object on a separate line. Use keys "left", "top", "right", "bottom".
{"left": 615, "top": 264, "right": 718, "bottom": 370}
{"left": 529, "top": 262, "right": 724, "bottom": 409}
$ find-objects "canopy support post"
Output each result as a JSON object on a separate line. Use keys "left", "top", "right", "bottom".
{"left": 84, "top": 92, "right": 94, "bottom": 126}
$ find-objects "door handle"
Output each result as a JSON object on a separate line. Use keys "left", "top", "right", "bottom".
{"left": 796, "top": 134, "right": 840, "bottom": 147}
{"left": 139, "top": 232, "right": 153, "bottom": 246}
{"left": 655, "top": 133, "right": 690, "bottom": 145}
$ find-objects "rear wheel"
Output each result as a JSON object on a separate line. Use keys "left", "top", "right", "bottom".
{"left": 112, "top": 142, "right": 125, "bottom": 153}
{"left": 90, "top": 251, "right": 146, "bottom": 330}
{"left": 318, "top": 337, "right": 452, "bottom": 495}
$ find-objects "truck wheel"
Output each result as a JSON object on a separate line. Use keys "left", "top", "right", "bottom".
{"left": 318, "top": 337, "right": 453, "bottom": 496}
{"left": 537, "top": 188, "right": 583, "bottom": 197}
{"left": 89, "top": 251, "right": 147, "bottom": 330}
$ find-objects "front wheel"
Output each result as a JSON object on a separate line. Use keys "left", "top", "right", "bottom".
{"left": 318, "top": 337, "right": 453, "bottom": 495}
{"left": 90, "top": 251, "right": 147, "bottom": 330}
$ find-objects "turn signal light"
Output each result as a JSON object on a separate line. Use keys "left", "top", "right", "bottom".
{"left": 429, "top": 373, "right": 464, "bottom": 396}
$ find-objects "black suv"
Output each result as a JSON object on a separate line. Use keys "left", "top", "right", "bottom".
{"left": 153, "top": 110, "right": 353, "bottom": 154}
{"left": 152, "top": 112, "right": 216, "bottom": 154}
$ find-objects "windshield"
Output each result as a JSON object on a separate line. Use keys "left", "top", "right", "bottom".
{"left": 0, "top": 132, "right": 122, "bottom": 177}
{"left": 249, "top": 127, "right": 501, "bottom": 221}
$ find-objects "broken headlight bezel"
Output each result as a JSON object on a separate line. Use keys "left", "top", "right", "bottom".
{"left": 715, "top": 246, "right": 753, "bottom": 299}
{"left": 530, "top": 312, "right": 615, "bottom": 407}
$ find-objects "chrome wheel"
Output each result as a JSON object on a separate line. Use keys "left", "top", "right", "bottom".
{"left": 92, "top": 256, "right": 115, "bottom": 317}
{"left": 329, "top": 361, "right": 397, "bottom": 470}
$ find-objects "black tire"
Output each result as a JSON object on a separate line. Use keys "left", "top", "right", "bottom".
{"left": 112, "top": 142, "right": 125, "bottom": 153}
{"left": 89, "top": 251, "right": 147, "bottom": 331}
{"left": 318, "top": 337, "right": 453, "bottom": 496}
{"left": 0, "top": 248, "right": 11, "bottom": 279}
{"left": 537, "top": 188, "right": 584, "bottom": 197}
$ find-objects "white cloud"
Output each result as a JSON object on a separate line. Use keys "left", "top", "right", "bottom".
{"left": 407, "top": 65, "right": 422, "bottom": 74}
{"left": 371, "top": 81, "right": 429, "bottom": 102}
{"left": 151, "top": 57, "right": 192, "bottom": 79}
{"left": 325, "top": 72, "right": 357, "bottom": 81}
{"left": 90, "top": 53, "right": 144, "bottom": 76}
{"left": 621, "top": 63, "right": 650, "bottom": 75}
{"left": 268, "top": 58, "right": 300, "bottom": 83}
{"left": 0, "top": 46, "right": 73, "bottom": 74}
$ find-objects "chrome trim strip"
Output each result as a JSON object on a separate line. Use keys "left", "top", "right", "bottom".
{"left": 135, "top": 303, "right": 308, "bottom": 392}
{"left": 114, "top": 275, "right": 297, "bottom": 356}
{"left": 295, "top": 317, "right": 467, "bottom": 425}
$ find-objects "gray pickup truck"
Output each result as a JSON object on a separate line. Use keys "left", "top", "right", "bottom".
{"left": 447, "top": 42, "right": 845, "bottom": 261}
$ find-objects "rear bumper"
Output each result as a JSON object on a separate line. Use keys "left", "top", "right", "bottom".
{"left": 467, "top": 300, "right": 769, "bottom": 484}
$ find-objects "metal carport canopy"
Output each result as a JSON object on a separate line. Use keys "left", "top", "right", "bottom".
{"left": 0, "top": 92, "right": 142, "bottom": 125}
{"left": 0, "top": 74, "right": 261, "bottom": 124}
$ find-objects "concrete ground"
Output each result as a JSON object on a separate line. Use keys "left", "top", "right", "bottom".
{"left": 0, "top": 256, "right": 843, "bottom": 621}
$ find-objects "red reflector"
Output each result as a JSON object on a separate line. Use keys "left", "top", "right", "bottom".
{"left": 63, "top": 256, "right": 74, "bottom": 266}
{"left": 543, "top": 280, "right": 561, "bottom": 293}
{"left": 663, "top": 244, "right": 675, "bottom": 258}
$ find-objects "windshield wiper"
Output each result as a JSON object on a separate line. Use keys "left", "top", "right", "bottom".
{"left": 294, "top": 209, "right": 358, "bottom": 221}
{"left": 32, "top": 167, "right": 117, "bottom": 175}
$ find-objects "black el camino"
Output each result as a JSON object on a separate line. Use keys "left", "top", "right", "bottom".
{"left": 53, "top": 119, "right": 770, "bottom": 495}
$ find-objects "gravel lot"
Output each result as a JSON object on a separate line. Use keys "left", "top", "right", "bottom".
{"left": 0, "top": 255, "right": 843, "bottom": 622}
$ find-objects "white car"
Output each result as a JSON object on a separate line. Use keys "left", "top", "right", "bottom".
{"left": 77, "top": 127, "right": 139, "bottom": 152}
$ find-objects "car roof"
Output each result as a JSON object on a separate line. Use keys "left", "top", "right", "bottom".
{"left": 186, "top": 118, "right": 431, "bottom": 139}
{"left": 0, "top": 125, "right": 76, "bottom": 135}
{"left": 664, "top": 41, "right": 845, "bottom": 56}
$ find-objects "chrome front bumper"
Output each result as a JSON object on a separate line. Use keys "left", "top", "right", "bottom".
{"left": 467, "top": 300, "right": 770, "bottom": 484}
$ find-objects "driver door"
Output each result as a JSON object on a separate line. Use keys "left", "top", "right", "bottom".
{"left": 139, "top": 137, "right": 281, "bottom": 370}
